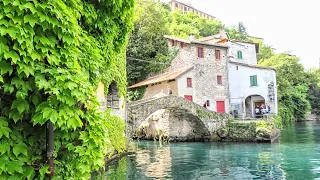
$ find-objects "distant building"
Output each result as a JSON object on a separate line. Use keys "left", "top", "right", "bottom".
{"left": 168, "top": 0, "right": 215, "bottom": 21}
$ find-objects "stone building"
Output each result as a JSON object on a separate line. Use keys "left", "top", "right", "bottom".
{"left": 129, "top": 33, "right": 230, "bottom": 113}
{"left": 194, "top": 30, "right": 278, "bottom": 117}
{"left": 227, "top": 41, "right": 278, "bottom": 118}
{"left": 129, "top": 30, "right": 278, "bottom": 117}
{"left": 168, "top": 0, "right": 215, "bottom": 21}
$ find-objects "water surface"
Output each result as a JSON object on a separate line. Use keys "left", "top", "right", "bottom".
{"left": 100, "top": 121, "right": 320, "bottom": 179}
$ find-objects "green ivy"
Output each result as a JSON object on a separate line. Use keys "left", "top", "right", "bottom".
{"left": 0, "top": 0, "right": 133, "bottom": 179}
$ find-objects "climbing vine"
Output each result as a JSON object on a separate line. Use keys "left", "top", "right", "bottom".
{"left": 0, "top": 0, "right": 133, "bottom": 179}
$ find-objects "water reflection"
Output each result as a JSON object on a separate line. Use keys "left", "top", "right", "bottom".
{"left": 100, "top": 121, "right": 320, "bottom": 180}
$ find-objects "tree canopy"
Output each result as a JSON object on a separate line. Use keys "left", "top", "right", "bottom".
{"left": 260, "top": 54, "right": 310, "bottom": 123}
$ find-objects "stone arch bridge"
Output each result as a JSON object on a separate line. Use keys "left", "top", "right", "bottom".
{"left": 126, "top": 96, "right": 231, "bottom": 141}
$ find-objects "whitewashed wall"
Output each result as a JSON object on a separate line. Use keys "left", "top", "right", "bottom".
{"left": 228, "top": 42, "right": 258, "bottom": 65}
{"left": 228, "top": 63, "right": 278, "bottom": 116}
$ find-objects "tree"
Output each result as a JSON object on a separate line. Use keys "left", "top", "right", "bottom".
{"left": 0, "top": 0, "right": 134, "bottom": 179}
{"left": 126, "top": 0, "right": 172, "bottom": 86}
{"left": 237, "top": 21, "right": 247, "bottom": 34}
{"left": 306, "top": 69, "right": 320, "bottom": 116}
{"left": 259, "top": 54, "right": 310, "bottom": 123}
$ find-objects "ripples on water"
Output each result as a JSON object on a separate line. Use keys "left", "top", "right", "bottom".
{"left": 96, "top": 121, "right": 320, "bottom": 180}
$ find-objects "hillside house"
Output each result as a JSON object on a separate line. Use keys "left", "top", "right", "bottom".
{"left": 194, "top": 30, "right": 278, "bottom": 117}
{"left": 129, "top": 30, "right": 278, "bottom": 117}
{"left": 129, "top": 34, "right": 230, "bottom": 113}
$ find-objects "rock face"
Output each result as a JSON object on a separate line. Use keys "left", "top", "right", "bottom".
{"left": 225, "top": 121, "right": 280, "bottom": 142}
{"left": 127, "top": 96, "right": 231, "bottom": 141}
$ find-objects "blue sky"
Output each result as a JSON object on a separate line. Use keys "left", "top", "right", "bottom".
{"left": 161, "top": 0, "right": 320, "bottom": 69}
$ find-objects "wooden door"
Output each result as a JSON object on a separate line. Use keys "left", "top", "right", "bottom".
{"left": 216, "top": 101, "right": 225, "bottom": 113}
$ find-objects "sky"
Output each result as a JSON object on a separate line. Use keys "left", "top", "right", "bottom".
{"left": 161, "top": 0, "right": 320, "bottom": 69}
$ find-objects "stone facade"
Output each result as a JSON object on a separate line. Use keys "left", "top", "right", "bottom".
{"left": 168, "top": 42, "right": 230, "bottom": 113}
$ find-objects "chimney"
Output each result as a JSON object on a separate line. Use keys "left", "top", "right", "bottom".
{"left": 189, "top": 34, "right": 195, "bottom": 41}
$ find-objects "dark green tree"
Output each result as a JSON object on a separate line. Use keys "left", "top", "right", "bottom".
{"left": 237, "top": 21, "right": 247, "bottom": 34}
{"left": 307, "top": 69, "right": 320, "bottom": 116}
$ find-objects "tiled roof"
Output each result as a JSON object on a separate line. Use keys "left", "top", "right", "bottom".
{"left": 164, "top": 35, "right": 191, "bottom": 44}
{"left": 128, "top": 67, "right": 193, "bottom": 89}
{"left": 229, "top": 61, "right": 275, "bottom": 71}
{"left": 164, "top": 35, "right": 228, "bottom": 48}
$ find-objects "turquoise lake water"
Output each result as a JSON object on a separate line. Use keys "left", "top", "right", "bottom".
{"left": 98, "top": 121, "right": 320, "bottom": 179}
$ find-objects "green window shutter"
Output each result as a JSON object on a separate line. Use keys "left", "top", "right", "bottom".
{"left": 250, "top": 75, "right": 258, "bottom": 86}
{"left": 237, "top": 51, "right": 242, "bottom": 59}
{"left": 254, "top": 75, "right": 258, "bottom": 86}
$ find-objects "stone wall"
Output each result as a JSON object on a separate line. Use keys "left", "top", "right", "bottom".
{"left": 221, "top": 120, "right": 280, "bottom": 142}
{"left": 168, "top": 42, "right": 230, "bottom": 113}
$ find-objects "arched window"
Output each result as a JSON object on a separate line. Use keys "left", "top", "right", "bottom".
{"left": 237, "top": 51, "right": 243, "bottom": 59}
{"left": 107, "top": 81, "right": 119, "bottom": 109}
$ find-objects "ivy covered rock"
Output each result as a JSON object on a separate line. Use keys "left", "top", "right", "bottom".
{"left": 0, "top": 0, "right": 133, "bottom": 179}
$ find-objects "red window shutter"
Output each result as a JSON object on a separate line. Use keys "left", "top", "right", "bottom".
{"left": 201, "top": 48, "right": 204, "bottom": 58}
{"left": 215, "top": 49, "right": 221, "bottom": 60}
{"left": 184, "top": 95, "right": 193, "bottom": 101}
{"left": 216, "top": 101, "right": 225, "bottom": 113}
{"left": 187, "top": 78, "right": 192, "bottom": 87}
{"left": 217, "top": 75, "right": 222, "bottom": 85}
{"left": 181, "top": 42, "right": 184, "bottom": 48}
{"left": 197, "top": 47, "right": 204, "bottom": 58}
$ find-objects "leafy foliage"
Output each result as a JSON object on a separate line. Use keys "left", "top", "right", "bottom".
{"left": 0, "top": 0, "right": 133, "bottom": 179}
{"left": 306, "top": 69, "right": 320, "bottom": 116}
{"left": 127, "top": 0, "right": 171, "bottom": 86}
{"left": 260, "top": 53, "right": 310, "bottom": 124}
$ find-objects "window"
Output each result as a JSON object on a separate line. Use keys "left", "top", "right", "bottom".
{"left": 217, "top": 75, "right": 222, "bottom": 85}
{"left": 184, "top": 95, "right": 193, "bottom": 101}
{"left": 237, "top": 51, "right": 243, "bottom": 59}
{"left": 187, "top": 78, "right": 192, "bottom": 87}
{"left": 180, "top": 42, "right": 184, "bottom": 48}
{"left": 175, "top": 3, "right": 178, "bottom": 7}
{"left": 171, "top": 40, "right": 175, "bottom": 46}
{"left": 184, "top": 7, "right": 187, "bottom": 11}
{"left": 215, "top": 49, "right": 221, "bottom": 60}
{"left": 236, "top": 66, "right": 239, "bottom": 70}
{"left": 197, "top": 47, "right": 204, "bottom": 58}
{"left": 250, "top": 75, "right": 258, "bottom": 86}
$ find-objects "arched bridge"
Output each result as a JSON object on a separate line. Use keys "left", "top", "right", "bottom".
{"left": 126, "top": 96, "right": 231, "bottom": 141}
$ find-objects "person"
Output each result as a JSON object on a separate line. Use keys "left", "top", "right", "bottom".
{"left": 255, "top": 106, "right": 260, "bottom": 118}
{"left": 260, "top": 104, "right": 265, "bottom": 116}
{"left": 233, "top": 110, "right": 239, "bottom": 118}
{"left": 266, "top": 104, "right": 271, "bottom": 114}
{"left": 203, "top": 102, "right": 207, "bottom": 109}
{"left": 167, "top": 87, "right": 172, "bottom": 95}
